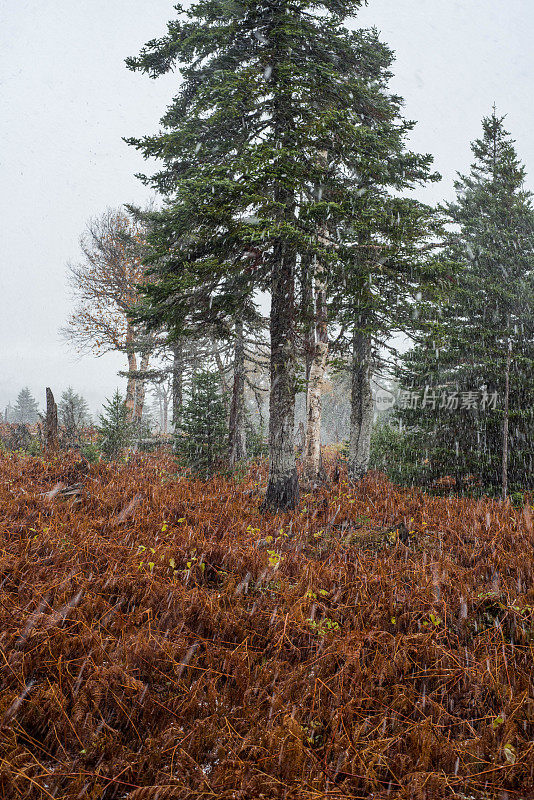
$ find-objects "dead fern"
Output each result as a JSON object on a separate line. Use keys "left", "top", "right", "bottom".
{"left": 0, "top": 451, "right": 534, "bottom": 799}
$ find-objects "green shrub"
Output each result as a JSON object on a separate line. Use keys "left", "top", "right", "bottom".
{"left": 80, "top": 440, "right": 101, "bottom": 463}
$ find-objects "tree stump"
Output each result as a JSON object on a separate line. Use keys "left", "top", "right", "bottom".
{"left": 45, "top": 387, "right": 58, "bottom": 454}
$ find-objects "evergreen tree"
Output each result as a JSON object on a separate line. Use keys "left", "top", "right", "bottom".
{"left": 98, "top": 391, "right": 131, "bottom": 459}
{"left": 125, "top": 0, "right": 438, "bottom": 509}
{"left": 175, "top": 371, "right": 228, "bottom": 478}
{"left": 59, "top": 387, "right": 90, "bottom": 446}
{"left": 12, "top": 387, "right": 40, "bottom": 424}
{"left": 397, "top": 111, "right": 534, "bottom": 495}
{"left": 338, "top": 194, "right": 443, "bottom": 482}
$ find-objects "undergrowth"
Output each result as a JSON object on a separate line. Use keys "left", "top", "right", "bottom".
{"left": 1, "top": 452, "right": 534, "bottom": 799}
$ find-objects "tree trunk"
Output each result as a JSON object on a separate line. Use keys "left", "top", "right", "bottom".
{"left": 213, "top": 344, "right": 231, "bottom": 418}
{"left": 165, "top": 391, "right": 169, "bottom": 435}
{"left": 300, "top": 253, "right": 314, "bottom": 385}
{"left": 303, "top": 258, "right": 328, "bottom": 484}
{"left": 262, "top": 242, "right": 299, "bottom": 511}
{"left": 502, "top": 335, "right": 511, "bottom": 501}
{"left": 228, "top": 318, "right": 247, "bottom": 466}
{"left": 125, "top": 325, "right": 137, "bottom": 424}
{"left": 133, "top": 350, "right": 150, "bottom": 423}
{"left": 172, "top": 340, "right": 184, "bottom": 431}
{"left": 296, "top": 421, "right": 306, "bottom": 456}
{"left": 348, "top": 329, "right": 374, "bottom": 482}
{"left": 302, "top": 152, "right": 331, "bottom": 484}
{"left": 45, "top": 387, "right": 58, "bottom": 454}
{"left": 262, "top": 66, "right": 299, "bottom": 511}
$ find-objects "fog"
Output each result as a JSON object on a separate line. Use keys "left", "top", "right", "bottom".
{"left": 1, "top": 0, "right": 532, "bottom": 415}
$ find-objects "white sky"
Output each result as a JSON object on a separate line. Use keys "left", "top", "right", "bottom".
{"left": 1, "top": 0, "right": 532, "bottom": 415}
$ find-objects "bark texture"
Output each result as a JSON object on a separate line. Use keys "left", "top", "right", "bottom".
{"left": 156, "top": 389, "right": 169, "bottom": 435}
{"left": 262, "top": 243, "right": 299, "bottom": 511}
{"left": 303, "top": 259, "right": 328, "bottom": 484}
{"left": 228, "top": 319, "right": 247, "bottom": 466}
{"left": 45, "top": 388, "right": 58, "bottom": 454}
{"left": 348, "top": 330, "right": 373, "bottom": 482}
{"left": 125, "top": 325, "right": 137, "bottom": 424}
{"left": 302, "top": 156, "right": 331, "bottom": 484}
{"left": 296, "top": 421, "right": 306, "bottom": 457}
{"left": 262, "top": 68, "right": 299, "bottom": 511}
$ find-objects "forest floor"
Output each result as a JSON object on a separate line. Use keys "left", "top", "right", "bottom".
{"left": 1, "top": 451, "right": 534, "bottom": 800}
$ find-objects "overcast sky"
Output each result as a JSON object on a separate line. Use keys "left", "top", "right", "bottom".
{"left": 1, "top": 0, "right": 532, "bottom": 415}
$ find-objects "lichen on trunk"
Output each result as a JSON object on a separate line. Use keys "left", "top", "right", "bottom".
{"left": 303, "top": 257, "right": 328, "bottom": 485}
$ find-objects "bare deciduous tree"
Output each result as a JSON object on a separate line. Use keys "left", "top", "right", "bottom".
{"left": 62, "top": 209, "right": 155, "bottom": 423}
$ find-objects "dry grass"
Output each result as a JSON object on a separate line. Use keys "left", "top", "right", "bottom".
{"left": 1, "top": 451, "right": 534, "bottom": 799}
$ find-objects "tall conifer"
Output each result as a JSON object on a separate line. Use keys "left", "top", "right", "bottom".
{"left": 398, "top": 112, "right": 534, "bottom": 495}
{"left": 12, "top": 388, "right": 40, "bottom": 425}
{"left": 126, "top": 0, "right": 438, "bottom": 508}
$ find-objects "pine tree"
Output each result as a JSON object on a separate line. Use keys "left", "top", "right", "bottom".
{"left": 12, "top": 387, "right": 40, "bottom": 425}
{"left": 125, "top": 0, "right": 438, "bottom": 508}
{"left": 98, "top": 391, "right": 131, "bottom": 459}
{"left": 175, "top": 371, "right": 228, "bottom": 478}
{"left": 397, "top": 111, "right": 534, "bottom": 496}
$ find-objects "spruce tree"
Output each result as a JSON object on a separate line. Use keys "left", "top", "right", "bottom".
{"left": 397, "top": 111, "right": 534, "bottom": 495}
{"left": 12, "top": 387, "right": 40, "bottom": 425}
{"left": 175, "top": 371, "right": 228, "bottom": 478}
{"left": 338, "top": 196, "right": 443, "bottom": 482}
{"left": 98, "top": 391, "right": 131, "bottom": 459}
{"left": 125, "top": 0, "right": 438, "bottom": 509}
{"left": 59, "top": 387, "right": 90, "bottom": 446}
